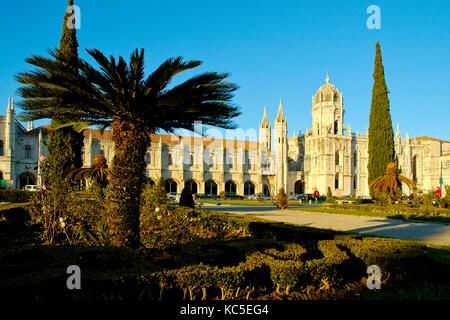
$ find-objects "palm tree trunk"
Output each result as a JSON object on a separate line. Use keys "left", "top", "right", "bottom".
{"left": 106, "top": 120, "right": 150, "bottom": 248}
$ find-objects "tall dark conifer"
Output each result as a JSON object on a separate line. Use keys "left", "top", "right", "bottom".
{"left": 368, "top": 42, "right": 395, "bottom": 187}
{"left": 46, "top": 0, "right": 84, "bottom": 187}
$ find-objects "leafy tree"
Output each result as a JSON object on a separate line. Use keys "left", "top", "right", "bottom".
{"left": 370, "top": 162, "right": 416, "bottom": 204}
{"left": 276, "top": 188, "right": 289, "bottom": 210}
{"left": 179, "top": 187, "right": 195, "bottom": 208}
{"left": 141, "top": 177, "right": 168, "bottom": 212}
{"left": 46, "top": 0, "right": 84, "bottom": 188}
{"left": 368, "top": 42, "right": 395, "bottom": 190}
{"left": 15, "top": 48, "right": 239, "bottom": 248}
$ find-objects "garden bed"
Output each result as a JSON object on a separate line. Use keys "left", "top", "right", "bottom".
{"left": 0, "top": 204, "right": 448, "bottom": 300}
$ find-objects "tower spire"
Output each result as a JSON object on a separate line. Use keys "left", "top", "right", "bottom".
{"left": 276, "top": 99, "right": 285, "bottom": 122}
{"left": 260, "top": 105, "right": 269, "bottom": 127}
{"left": 325, "top": 71, "right": 330, "bottom": 84}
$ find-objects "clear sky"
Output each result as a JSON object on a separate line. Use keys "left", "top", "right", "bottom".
{"left": 0, "top": 0, "right": 449, "bottom": 140}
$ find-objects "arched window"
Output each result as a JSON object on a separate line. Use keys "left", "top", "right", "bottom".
{"left": 294, "top": 180, "right": 304, "bottom": 194}
{"left": 335, "top": 151, "right": 340, "bottom": 166}
{"left": 204, "top": 148, "right": 214, "bottom": 169}
{"left": 335, "top": 173, "right": 340, "bottom": 189}
{"left": 19, "top": 172, "right": 36, "bottom": 188}
{"left": 263, "top": 184, "right": 270, "bottom": 197}
{"left": 225, "top": 180, "right": 237, "bottom": 193}
{"left": 99, "top": 149, "right": 105, "bottom": 157}
{"left": 353, "top": 174, "right": 358, "bottom": 190}
{"left": 165, "top": 179, "right": 177, "bottom": 193}
{"left": 168, "top": 152, "right": 173, "bottom": 166}
{"left": 185, "top": 180, "right": 198, "bottom": 194}
{"left": 333, "top": 93, "right": 338, "bottom": 102}
{"left": 244, "top": 181, "right": 255, "bottom": 196}
{"left": 145, "top": 152, "right": 151, "bottom": 164}
{"left": 226, "top": 150, "right": 233, "bottom": 169}
{"left": 334, "top": 121, "right": 339, "bottom": 135}
{"left": 353, "top": 151, "right": 358, "bottom": 167}
{"left": 190, "top": 154, "right": 194, "bottom": 167}
{"left": 24, "top": 145, "right": 32, "bottom": 159}
{"left": 0, "top": 140, "right": 4, "bottom": 156}
{"left": 412, "top": 155, "right": 418, "bottom": 183}
{"left": 205, "top": 180, "right": 218, "bottom": 195}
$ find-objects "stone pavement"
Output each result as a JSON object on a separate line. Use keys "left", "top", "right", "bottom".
{"left": 205, "top": 205, "right": 450, "bottom": 247}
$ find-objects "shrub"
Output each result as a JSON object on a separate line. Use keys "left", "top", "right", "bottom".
{"left": 179, "top": 187, "right": 195, "bottom": 208}
{"left": 28, "top": 188, "right": 105, "bottom": 245}
{"left": 326, "top": 187, "right": 332, "bottom": 201}
{"left": 0, "top": 189, "right": 35, "bottom": 203}
{"left": 141, "top": 178, "right": 168, "bottom": 211}
{"left": 276, "top": 188, "right": 288, "bottom": 210}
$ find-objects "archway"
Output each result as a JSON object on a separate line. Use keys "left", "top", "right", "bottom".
{"left": 243, "top": 181, "right": 255, "bottom": 196}
{"left": 185, "top": 179, "right": 198, "bottom": 194}
{"left": 294, "top": 180, "right": 304, "bottom": 194}
{"left": 225, "top": 180, "right": 237, "bottom": 193}
{"left": 18, "top": 172, "right": 36, "bottom": 188}
{"left": 165, "top": 179, "right": 178, "bottom": 193}
{"left": 205, "top": 180, "right": 218, "bottom": 195}
{"left": 263, "top": 184, "right": 270, "bottom": 197}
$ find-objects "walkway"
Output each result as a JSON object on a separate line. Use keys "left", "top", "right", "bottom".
{"left": 204, "top": 205, "right": 450, "bottom": 247}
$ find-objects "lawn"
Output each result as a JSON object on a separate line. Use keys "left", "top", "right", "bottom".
{"left": 197, "top": 198, "right": 323, "bottom": 207}
{"left": 289, "top": 204, "right": 450, "bottom": 224}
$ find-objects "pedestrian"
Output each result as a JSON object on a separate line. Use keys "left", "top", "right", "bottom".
{"left": 435, "top": 187, "right": 442, "bottom": 199}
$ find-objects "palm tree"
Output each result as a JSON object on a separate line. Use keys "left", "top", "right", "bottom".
{"left": 370, "top": 162, "right": 416, "bottom": 204}
{"left": 15, "top": 49, "right": 240, "bottom": 248}
{"left": 69, "top": 155, "right": 111, "bottom": 192}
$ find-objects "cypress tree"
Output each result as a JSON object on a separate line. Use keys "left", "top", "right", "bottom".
{"left": 368, "top": 42, "right": 395, "bottom": 189}
{"left": 46, "top": 0, "right": 84, "bottom": 187}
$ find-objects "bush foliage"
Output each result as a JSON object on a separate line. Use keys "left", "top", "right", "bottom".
{"left": 0, "top": 189, "right": 35, "bottom": 203}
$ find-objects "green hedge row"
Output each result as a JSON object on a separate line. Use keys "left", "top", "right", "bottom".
{"left": 325, "top": 203, "right": 450, "bottom": 217}
{"left": 0, "top": 203, "right": 31, "bottom": 225}
{"left": 0, "top": 189, "right": 35, "bottom": 203}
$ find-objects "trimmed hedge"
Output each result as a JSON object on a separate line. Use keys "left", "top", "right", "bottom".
{"left": 325, "top": 203, "right": 450, "bottom": 217}
{"left": 0, "top": 206, "right": 440, "bottom": 301}
{"left": 0, "top": 189, "right": 35, "bottom": 203}
{"left": 0, "top": 203, "right": 31, "bottom": 225}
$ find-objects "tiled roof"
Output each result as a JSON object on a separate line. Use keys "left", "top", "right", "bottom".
{"left": 83, "top": 128, "right": 260, "bottom": 150}
{"left": 412, "top": 136, "right": 450, "bottom": 143}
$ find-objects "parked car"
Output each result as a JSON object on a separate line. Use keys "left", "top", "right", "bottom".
{"left": 220, "top": 192, "right": 244, "bottom": 200}
{"left": 167, "top": 192, "right": 180, "bottom": 202}
{"left": 194, "top": 193, "right": 219, "bottom": 200}
{"left": 248, "top": 194, "right": 271, "bottom": 201}
{"left": 24, "top": 185, "right": 39, "bottom": 192}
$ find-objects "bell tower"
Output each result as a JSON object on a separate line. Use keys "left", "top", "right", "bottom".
{"left": 258, "top": 106, "right": 271, "bottom": 151}
{"left": 274, "top": 99, "right": 288, "bottom": 193}
{"left": 311, "top": 73, "right": 344, "bottom": 136}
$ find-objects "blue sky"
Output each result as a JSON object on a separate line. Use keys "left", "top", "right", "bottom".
{"left": 0, "top": 0, "right": 449, "bottom": 140}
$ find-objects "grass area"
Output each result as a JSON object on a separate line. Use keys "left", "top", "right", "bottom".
{"left": 0, "top": 202, "right": 31, "bottom": 210}
{"left": 288, "top": 206, "right": 450, "bottom": 224}
{"left": 197, "top": 199, "right": 323, "bottom": 207}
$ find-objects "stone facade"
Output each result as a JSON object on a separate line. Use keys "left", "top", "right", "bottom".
{"left": 1, "top": 76, "right": 449, "bottom": 195}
